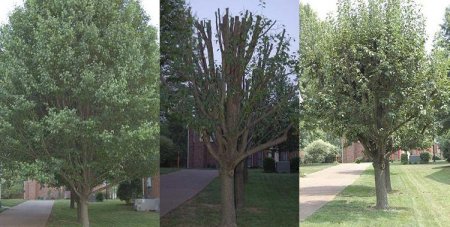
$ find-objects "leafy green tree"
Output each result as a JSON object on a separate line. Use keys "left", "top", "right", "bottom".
{"left": 0, "top": 0, "right": 159, "bottom": 225}
{"left": 300, "top": 0, "right": 440, "bottom": 209}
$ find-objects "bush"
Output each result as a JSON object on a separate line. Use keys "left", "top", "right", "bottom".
{"left": 117, "top": 179, "right": 142, "bottom": 204}
{"left": 354, "top": 158, "right": 361, "bottom": 164}
{"left": 303, "top": 139, "right": 338, "bottom": 163}
{"left": 401, "top": 153, "right": 408, "bottom": 165}
{"left": 447, "top": 157, "right": 450, "bottom": 163}
{"left": 96, "top": 192, "right": 104, "bottom": 202}
{"left": 432, "top": 155, "right": 441, "bottom": 161}
{"left": 263, "top": 157, "right": 275, "bottom": 173}
{"left": 290, "top": 157, "right": 300, "bottom": 173}
{"left": 420, "top": 152, "right": 431, "bottom": 163}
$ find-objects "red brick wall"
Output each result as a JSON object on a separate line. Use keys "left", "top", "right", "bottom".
{"left": 23, "top": 180, "right": 65, "bottom": 200}
{"left": 187, "top": 129, "right": 218, "bottom": 168}
{"left": 343, "top": 142, "right": 365, "bottom": 163}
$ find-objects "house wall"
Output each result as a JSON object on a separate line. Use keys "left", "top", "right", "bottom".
{"left": 187, "top": 129, "right": 218, "bottom": 169}
{"left": 342, "top": 142, "right": 365, "bottom": 163}
{"left": 23, "top": 180, "right": 66, "bottom": 200}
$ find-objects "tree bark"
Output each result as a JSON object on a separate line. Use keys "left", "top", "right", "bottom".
{"left": 79, "top": 195, "right": 90, "bottom": 227}
{"left": 384, "top": 158, "right": 392, "bottom": 193}
{"left": 70, "top": 190, "right": 75, "bottom": 209}
{"left": 234, "top": 160, "right": 245, "bottom": 209}
{"left": 220, "top": 169, "right": 237, "bottom": 227}
{"left": 76, "top": 196, "right": 81, "bottom": 223}
{"left": 243, "top": 157, "right": 248, "bottom": 183}
{"left": 373, "top": 159, "right": 389, "bottom": 209}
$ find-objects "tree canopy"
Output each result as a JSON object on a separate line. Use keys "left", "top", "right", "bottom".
{"left": 0, "top": 0, "right": 159, "bottom": 225}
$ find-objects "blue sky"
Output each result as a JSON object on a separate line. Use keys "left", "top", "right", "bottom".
{"left": 188, "top": 0, "right": 299, "bottom": 54}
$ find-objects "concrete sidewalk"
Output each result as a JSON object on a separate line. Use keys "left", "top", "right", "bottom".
{"left": 160, "top": 169, "right": 218, "bottom": 217}
{"left": 0, "top": 200, "right": 54, "bottom": 227}
{"left": 300, "top": 163, "right": 371, "bottom": 221}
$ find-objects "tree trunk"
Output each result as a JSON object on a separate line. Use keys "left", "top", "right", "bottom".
{"left": 70, "top": 190, "right": 75, "bottom": 209}
{"left": 79, "top": 196, "right": 90, "bottom": 227}
{"left": 220, "top": 169, "right": 237, "bottom": 227}
{"left": 373, "top": 160, "right": 388, "bottom": 209}
{"left": 75, "top": 195, "right": 81, "bottom": 223}
{"left": 234, "top": 161, "right": 245, "bottom": 209}
{"left": 384, "top": 159, "right": 392, "bottom": 193}
{"left": 243, "top": 158, "right": 248, "bottom": 183}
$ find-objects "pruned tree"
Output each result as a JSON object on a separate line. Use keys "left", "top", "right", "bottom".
{"left": 0, "top": 0, "right": 159, "bottom": 226}
{"left": 180, "top": 9, "right": 297, "bottom": 226}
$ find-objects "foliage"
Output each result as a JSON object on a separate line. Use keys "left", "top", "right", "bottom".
{"left": 299, "top": 0, "right": 442, "bottom": 209}
{"left": 160, "top": 135, "right": 180, "bottom": 167}
{"left": 0, "top": 0, "right": 159, "bottom": 224}
{"left": 303, "top": 139, "right": 338, "bottom": 163}
{"left": 117, "top": 179, "right": 143, "bottom": 204}
{"left": 95, "top": 192, "right": 105, "bottom": 202}
{"left": 419, "top": 152, "right": 431, "bottom": 163}
{"left": 263, "top": 157, "right": 276, "bottom": 173}
{"left": 401, "top": 153, "right": 409, "bottom": 165}
{"left": 290, "top": 157, "right": 300, "bottom": 173}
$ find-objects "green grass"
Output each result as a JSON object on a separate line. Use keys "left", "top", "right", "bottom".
{"left": 301, "top": 161, "right": 450, "bottom": 226}
{"left": 47, "top": 199, "right": 159, "bottom": 227}
{"left": 300, "top": 163, "right": 338, "bottom": 177}
{"left": 0, "top": 199, "right": 25, "bottom": 213}
{"left": 161, "top": 169, "right": 299, "bottom": 226}
{"left": 160, "top": 167, "right": 182, "bottom": 175}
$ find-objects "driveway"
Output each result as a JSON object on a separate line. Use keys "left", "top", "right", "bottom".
{"left": 0, "top": 200, "right": 54, "bottom": 227}
{"left": 300, "top": 163, "right": 371, "bottom": 221}
{"left": 160, "top": 169, "right": 218, "bottom": 217}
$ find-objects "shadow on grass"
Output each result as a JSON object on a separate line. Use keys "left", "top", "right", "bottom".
{"left": 303, "top": 200, "right": 410, "bottom": 224}
{"left": 426, "top": 167, "right": 450, "bottom": 185}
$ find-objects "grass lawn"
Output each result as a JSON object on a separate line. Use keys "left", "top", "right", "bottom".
{"left": 301, "top": 161, "right": 450, "bottom": 226}
{"left": 160, "top": 167, "right": 182, "bottom": 175}
{"left": 300, "top": 163, "right": 338, "bottom": 177}
{"left": 0, "top": 199, "right": 25, "bottom": 213}
{"left": 47, "top": 199, "right": 159, "bottom": 227}
{"left": 161, "top": 169, "right": 299, "bottom": 226}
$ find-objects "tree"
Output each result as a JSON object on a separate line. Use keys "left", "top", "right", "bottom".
{"left": 0, "top": 0, "right": 159, "bottom": 226}
{"left": 300, "top": 0, "right": 436, "bottom": 209}
{"left": 171, "top": 8, "right": 296, "bottom": 226}
{"left": 160, "top": 0, "right": 193, "bottom": 168}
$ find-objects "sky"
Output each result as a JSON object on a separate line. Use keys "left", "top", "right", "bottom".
{"left": 188, "top": 0, "right": 299, "bottom": 54}
{"left": 0, "top": 0, "right": 159, "bottom": 27}
{"left": 301, "top": 0, "right": 450, "bottom": 52}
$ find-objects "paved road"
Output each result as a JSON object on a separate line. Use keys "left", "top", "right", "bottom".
{"left": 300, "top": 163, "right": 371, "bottom": 221}
{"left": 0, "top": 200, "right": 54, "bottom": 227}
{"left": 160, "top": 169, "right": 218, "bottom": 217}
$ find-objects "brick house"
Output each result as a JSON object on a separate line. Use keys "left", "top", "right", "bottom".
{"left": 187, "top": 129, "right": 297, "bottom": 168}
{"left": 341, "top": 141, "right": 440, "bottom": 163}
{"left": 23, "top": 180, "right": 67, "bottom": 200}
{"left": 24, "top": 174, "right": 160, "bottom": 201}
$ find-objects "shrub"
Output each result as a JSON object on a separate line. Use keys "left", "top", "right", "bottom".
{"left": 419, "top": 152, "right": 431, "bottom": 163}
{"left": 117, "top": 179, "right": 142, "bottom": 204}
{"left": 303, "top": 139, "right": 338, "bottom": 163}
{"left": 401, "top": 153, "right": 408, "bottom": 165}
{"left": 324, "top": 153, "right": 337, "bottom": 163}
{"left": 447, "top": 157, "right": 450, "bottom": 163}
{"left": 290, "top": 157, "right": 300, "bottom": 173}
{"left": 96, "top": 192, "right": 104, "bottom": 202}
{"left": 354, "top": 158, "right": 361, "bottom": 164}
{"left": 263, "top": 157, "right": 275, "bottom": 173}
